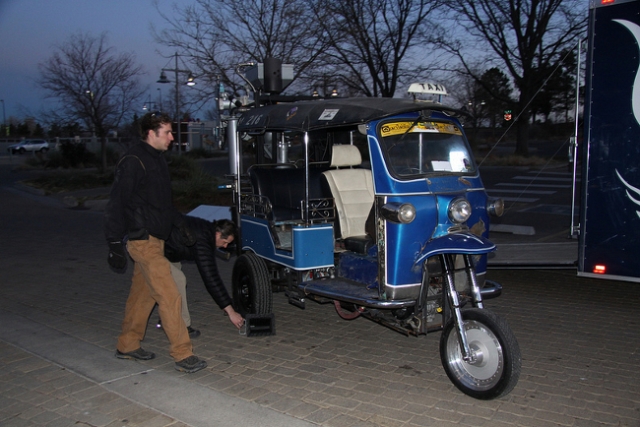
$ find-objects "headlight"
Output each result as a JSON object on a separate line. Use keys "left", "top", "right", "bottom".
{"left": 448, "top": 197, "right": 472, "bottom": 223}
{"left": 487, "top": 197, "right": 504, "bottom": 217}
{"left": 381, "top": 203, "right": 416, "bottom": 224}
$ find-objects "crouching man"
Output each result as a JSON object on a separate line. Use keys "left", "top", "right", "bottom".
{"left": 164, "top": 217, "right": 245, "bottom": 334}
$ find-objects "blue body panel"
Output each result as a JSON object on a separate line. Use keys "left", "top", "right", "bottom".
{"left": 414, "top": 233, "right": 495, "bottom": 266}
{"left": 338, "top": 251, "right": 379, "bottom": 289}
{"left": 240, "top": 215, "right": 334, "bottom": 270}
{"left": 364, "top": 112, "right": 493, "bottom": 288}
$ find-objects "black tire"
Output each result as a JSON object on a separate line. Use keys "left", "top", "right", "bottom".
{"left": 440, "top": 308, "right": 521, "bottom": 400}
{"left": 18, "top": 148, "right": 25, "bottom": 154}
{"left": 232, "top": 252, "right": 272, "bottom": 315}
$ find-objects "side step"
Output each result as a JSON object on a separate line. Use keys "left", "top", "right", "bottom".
{"left": 298, "top": 278, "right": 415, "bottom": 309}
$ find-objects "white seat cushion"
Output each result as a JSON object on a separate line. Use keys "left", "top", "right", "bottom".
{"left": 323, "top": 168, "right": 374, "bottom": 239}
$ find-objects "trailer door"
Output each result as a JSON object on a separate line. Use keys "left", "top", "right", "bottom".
{"left": 579, "top": 0, "right": 640, "bottom": 281}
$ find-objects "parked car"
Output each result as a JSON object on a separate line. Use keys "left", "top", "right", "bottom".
{"left": 7, "top": 139, "right": 50, "bottom": 154}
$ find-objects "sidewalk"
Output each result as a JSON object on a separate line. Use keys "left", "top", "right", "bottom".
{"left": 1, "top": 167, "right": 639, "bottom": 427}
{"left": 0, "top": 310, "right": 312, "bottom": 427}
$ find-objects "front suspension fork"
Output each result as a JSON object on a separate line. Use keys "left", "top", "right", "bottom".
{"left": 440, "top": 253, "right": 484, "bottom": 363}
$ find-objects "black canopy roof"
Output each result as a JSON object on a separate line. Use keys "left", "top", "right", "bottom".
{"left": 236, "top": 98, "right": 462, "bottom": 133}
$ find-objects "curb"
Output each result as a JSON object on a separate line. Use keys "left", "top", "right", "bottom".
{"left": 490, "top": 223, "right": 536, "bottom": 235}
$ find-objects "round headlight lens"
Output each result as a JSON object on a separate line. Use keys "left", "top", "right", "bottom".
{"left": 397, "top": 203, "right": 416, "bottom": 223}
{"left": 448, "top": 198, "right": 472, "bottom": 223}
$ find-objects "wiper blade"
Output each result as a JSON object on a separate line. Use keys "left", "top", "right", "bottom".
{"left": 400, "top": 117, "right": 421, "bottom": 140}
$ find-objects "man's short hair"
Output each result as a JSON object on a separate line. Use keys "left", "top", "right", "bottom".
{"left": 215, "top": 219, "right": 237, "bottom": 239}
{"left": 139, "top": 111, "right": 172, "bottom": 141}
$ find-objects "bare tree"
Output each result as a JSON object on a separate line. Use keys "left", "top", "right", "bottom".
{"left": 38, "top": 32, "right": 145, "bottom": 170}
{"left": 441, "top": 0, "right": 586, "bottom": 155}
{"left": 310, "top": 0, "right": 445, "bottom": 98}
{"left": 153, "top": 0, "right": 328, "bottom": 110}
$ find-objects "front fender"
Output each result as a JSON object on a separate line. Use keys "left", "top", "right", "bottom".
{"left": 414, "top": 232, "right": 496, "bottom": 266}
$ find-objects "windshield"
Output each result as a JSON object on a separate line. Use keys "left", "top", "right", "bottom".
{"left": 378, "top": 120, "right": 475, "bottom": 178}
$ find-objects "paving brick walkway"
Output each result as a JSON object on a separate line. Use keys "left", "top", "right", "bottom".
{"left": 1, "top": 166, "right": 639, "bottom": 427}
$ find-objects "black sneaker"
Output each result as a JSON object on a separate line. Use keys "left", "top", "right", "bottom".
{"left": 175, "top": 355, "right": 207, "bottom": 373}
{"left": 115, "top": 348, "right": 156, "bottom": 360}
{"left": 187, "top": 326, "right": 201, "bottom": 339}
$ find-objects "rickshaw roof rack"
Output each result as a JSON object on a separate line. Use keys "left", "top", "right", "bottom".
{"left": 256, "top": 94, "right": 322, "bottom": 105}
{"left": 237, "top": 97, "right": 464, "bottom": 133}
{"left": 245, "top": 59, "right": 294, "bottom": 95}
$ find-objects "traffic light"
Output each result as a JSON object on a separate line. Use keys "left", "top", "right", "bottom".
{"left": 503, "top": 110, "right": 512, "bottom": 121}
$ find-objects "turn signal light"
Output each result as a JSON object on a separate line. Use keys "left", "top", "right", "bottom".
{"left": 487, "top": 197, "right": 504, "bottom": 217}
{"left": 593, "top": 265, "right": 606, "bottom": 274}
{"left": 381, "top": 202, "right": 416, "bottom": 224}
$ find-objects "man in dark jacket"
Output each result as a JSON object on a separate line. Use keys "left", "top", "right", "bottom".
{"left": 104, "top": 111, "right": 207, "bottom": 374}
{"left": 165, "top": 217, "right": 244, "bottom": 333}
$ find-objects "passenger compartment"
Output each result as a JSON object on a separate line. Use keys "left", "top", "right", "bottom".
{"left": 247, "top": 166, "right": 334, "bottom": 224}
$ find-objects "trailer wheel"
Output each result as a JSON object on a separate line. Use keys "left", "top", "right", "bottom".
{"left": 232, "top": 252, "right": 272, "bottom": 315}
{"left": 440, "top": 308, "right": 521, "bottom": 400}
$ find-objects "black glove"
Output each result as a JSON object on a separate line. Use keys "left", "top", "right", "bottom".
{"left": 177, "top": 221, "right": 196, "bottom": 247}
{"left": 108, "top": 241, "right": 127, "bottom": 271}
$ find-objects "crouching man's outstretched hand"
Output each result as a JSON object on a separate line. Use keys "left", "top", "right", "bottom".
{"left": 223, "top": 305, "right": 245, "bottom": 329}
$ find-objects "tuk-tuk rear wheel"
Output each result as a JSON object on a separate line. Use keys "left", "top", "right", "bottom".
{"left": 440, "top": 308, "right": 521, "bottom": 400}
{"left": 231, "top": 252, "right": 273, "bottom": 315}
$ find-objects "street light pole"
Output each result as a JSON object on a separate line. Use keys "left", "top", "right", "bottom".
{"left": 174, "top": 53, "right": 181, "bottom": 154}
{"left": 158, "top": 52, "right": 194, "bottom": 154}
{"left": 142, "top": 95, "right": 156, "bottom": 112}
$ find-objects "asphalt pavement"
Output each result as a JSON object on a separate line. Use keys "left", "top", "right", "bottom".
{"left": 1, "top": 159, "right": 639, "bottom": 427}
{"left": 480, "top": 164, "right": 580, "bottom": 268}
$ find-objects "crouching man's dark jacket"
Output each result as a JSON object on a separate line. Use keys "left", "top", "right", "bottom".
{"left": 164, "top": 215, "right": 233, "bottom": 310}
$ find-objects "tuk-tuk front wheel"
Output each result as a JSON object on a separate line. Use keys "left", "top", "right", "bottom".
{"left": 440, "top": 308, "right": 521, "bottom": 400}
{"left": 232, "top": 252, "right": 273, "bottom": 315}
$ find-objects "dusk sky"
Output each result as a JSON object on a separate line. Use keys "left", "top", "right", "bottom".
{"left": 0, "top": 0, "right": 186, "bottom": 120}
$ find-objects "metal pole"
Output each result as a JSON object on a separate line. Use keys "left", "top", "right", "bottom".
{"left": 227, "top": 117, "right": 239, "bottom": 176}
{"left": 175, "top": 53, "right": 181, "bottom": 155}
{"left": 570, "top": 39, "right": 582, "bottom": 238}
{"left": 216, "top": 75, "right": 222, "bottom": 150}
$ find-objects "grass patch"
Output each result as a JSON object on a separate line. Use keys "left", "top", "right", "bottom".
{"left": 22, "top": 155, "right": 232, "bottom": 211}
{"left": 22, "top": 171, "right": 114, "bottom": 194}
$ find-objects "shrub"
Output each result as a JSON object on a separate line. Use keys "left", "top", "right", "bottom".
{"left": 171, "top": 167, "right": 232, "bottom": 211}
{"left": 166, "top": 154, "right": 198, "bottom": 180}
{"left": 57, "top": 141, "right": 97, "bottom": 168}
{"left": 184, "top": 147, "right": 214, "bottom": 159}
